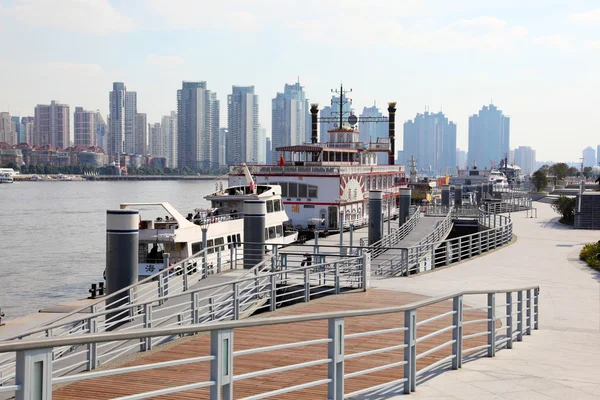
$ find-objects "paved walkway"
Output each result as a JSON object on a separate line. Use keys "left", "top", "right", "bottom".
{"left": 370, "top": 202, "right": 600, "bottom": 399}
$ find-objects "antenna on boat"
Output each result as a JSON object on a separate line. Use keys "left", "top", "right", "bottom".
{"left": 331, "top": 83, "right": 352, "bottom": 129}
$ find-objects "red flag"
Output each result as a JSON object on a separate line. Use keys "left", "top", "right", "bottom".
{"left": 279, "top": 155, "right": 285, "bottom": 167}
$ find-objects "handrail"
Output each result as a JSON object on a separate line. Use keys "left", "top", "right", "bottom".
{"left": 0, "top": 285, "right": 539, "bottom": 353}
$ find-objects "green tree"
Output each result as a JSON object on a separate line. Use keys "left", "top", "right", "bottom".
{"left": 531, "top": 169, "right": 548, "bottom": 192}
{"left": 567, "top": 166, "right": 578, "bottom": 177}
{"left": 549, "top": 162, "right": 569, "bottom": 180}
{"left": 551, "top": 195, "right": 576, "bottom": 225}
{"left": 583, "top": 166, "right": 593, "bottom": 178}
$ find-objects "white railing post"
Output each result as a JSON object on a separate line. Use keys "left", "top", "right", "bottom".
{"left": 517, "top": 291, "right": 523, "bottom": 342}
{"left": 334, "top": 263, "right": 340, "bottom": 294}
{"left": 362, "top": 252, "right": 371, "bottom": 291}
{"left": 506, "top": 292, "right": 513, "bottom": 349}
{"left": 404, "top": 309, "right": 417, "bottom": 393}
{"left": 526, "top": 289, "right": 532, "bottom": 335}
{"left": 192, "top": 292, "right": 200, "bottom": 324}
{"left": 15, "top": 348, "right": 53, "bottom": 400}
{"left": 183, "top": 266, "right": 189, "bottom": 292}
{"left": 534, "top": 287, "right": 539, "bottom": 330}
{"left": 327, "top": 317, "right": 345, "bottom": 400}
{"left": 217, "top": 249, "right": 222, "bottom": 273}
{"left": 229, "top": 245, "right": 234, "bottom": 270}
{"left": 304, "top": 269, "right": 311, "bottom": 302}
{"left": 210, "top": 329, "right": 233, "bottom": 400}
{"left": 446, "top": 241, "right": 451, "bottom": 265}
{"left": 451, "top": 295, "right": 463, "bottom": 369}
{"left": 270, "top": 274, "right": 277, "bottom": 312}
{"left": 208, "top": 298, "right": 215, "bottom": 321}
{"left": 487, "top": 293, "right": 496, "bottom": 357}
{"left": 86, "top": 316, "right": 98, "bottom": 370}
{"left": 233, "top": 283, "right": 240, "bottom": 320}
{"left": 158, "top": 273, "right": 165, "bottom": 306}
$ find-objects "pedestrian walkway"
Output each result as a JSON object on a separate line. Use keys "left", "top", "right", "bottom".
{"left": 369, "top": 202, "right": 600, "bottom": 399}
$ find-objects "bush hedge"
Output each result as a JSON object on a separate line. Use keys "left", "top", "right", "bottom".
{"left": 579, "top": 242, "right": 600, "bottom": 271}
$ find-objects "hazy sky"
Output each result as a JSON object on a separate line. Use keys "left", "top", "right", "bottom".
{"left": 1, "top": 0, "right": 599, "bottom": 162}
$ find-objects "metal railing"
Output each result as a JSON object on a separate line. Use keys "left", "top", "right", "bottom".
{"left": 0, "top": 250, "right": 367, "bottom": 387}
{"left": 0, "top": 285, "right": 540, "bottom": 399}
{"left": 359, "top": 206, "right": 419, "bottom": 253}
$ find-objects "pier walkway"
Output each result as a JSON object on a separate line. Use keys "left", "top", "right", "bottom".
{"left": 369, "top": 202, "right": 600, "bottom": 399}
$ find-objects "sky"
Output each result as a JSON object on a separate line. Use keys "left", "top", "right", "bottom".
{"left": 1, "top": 0, "right": 599, "bottom": 162}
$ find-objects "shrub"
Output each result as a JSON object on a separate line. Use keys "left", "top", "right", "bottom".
{"left": 551, "top": 195, "right": 576, "bottom": 225}
{"left": 579, "top": 242, "right": 600, "bottom": 271}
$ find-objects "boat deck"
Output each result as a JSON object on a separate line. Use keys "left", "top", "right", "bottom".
{"left": 52, "top": 289, "right": 493, "bottom": 400}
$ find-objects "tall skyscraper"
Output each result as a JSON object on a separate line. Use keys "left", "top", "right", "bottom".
{"left": 265, "top": 137, "right": 272, "bottom": 166}
{"left": 0, "top": 112, "right": 16, "bottom": 145}
{"left": 34, "top": 101, "right": 70, "bottom": 148}
{"left": 359, "top": 105, "right": 389, "bottom": 164}
{"left": 582, "top": 146, "right": 596, "bottom": 168}
{"left": 95, "top": 112, "right": 107, "bottom": 151}
{"left": 271, "top": 82, "right": 309, "bottom": 163}
{"left": 74, "top": 107, "right": 97, "bottom": 147}
{"left": 403, "top": 111, "right": 456, "bottom": 175}
{"left": 135, "top": 113, "right": 147, "bottom": 155}
{"left": 20, "top": 117, "right": 34, "bottom": 144}
{"left": 227, "top": 86, "right": 258, "bottom": 165}
{"left": 161, "top": 111, "right": 177, "bottom": 168}
{"left": 148, "top": 122, "right": 164, "bottom": 159}
{"left": 320, "top": 95, "right": 351, "bottom": 142}
{"left": 108, "top": 82, "right": 137, "bottom": 159}
{"left": 257, "top": 126, "right": 266, "bottom": 164}
{"left": 218, "top": 128, "right": 228, "bottom": 167}
{"left": 178, "top": 81, "right": 219, "bottom": 170}
{"left": 456, "top": 149, "right": 467, "bottom": 170}
{"left": 513, "top": 146, "right": 536, "bottom": 175}
{"left": 468, "top": 104, "right": 510, "bottom": 169}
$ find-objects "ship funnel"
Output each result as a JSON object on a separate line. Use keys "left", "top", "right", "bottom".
{"left": 387, "top": 102, "right": 396, "bottom": 165}
{"left": 310, "top": 103, "right": 319, "bottom": 144}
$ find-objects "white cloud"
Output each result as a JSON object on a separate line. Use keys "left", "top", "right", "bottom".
{"left": 146, "top": 55, "right": 185, "bottom": 67}
{"left": 568, "top": 9, "right": 600, "bottom": 23}
{"left": 4, "top": 0, "right": 135, "bottom": 34}
{"left": 532, "top": 34, "right": 570, "bottom": 50}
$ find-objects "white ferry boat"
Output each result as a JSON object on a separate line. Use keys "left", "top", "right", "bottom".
{"left": 229, "top": 92, "right": 407, "bottom": 233}
{"left": 120, "top": 179, "right": 298, "bottom": 277}
{"left": 450, "top": 164, "right": 508, "bottom": 187}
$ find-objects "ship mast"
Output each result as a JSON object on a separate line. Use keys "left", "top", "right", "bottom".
{"left": 330, "top": 84, "right": 352, "bottom": 129}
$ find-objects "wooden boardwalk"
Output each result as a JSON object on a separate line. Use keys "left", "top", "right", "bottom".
{"left": 53, "top": 289, "right": 494, "bottom": 399}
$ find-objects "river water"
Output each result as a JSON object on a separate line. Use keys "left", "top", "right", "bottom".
{"left": 0, "top": 180, "right": 224, "bottom": 320}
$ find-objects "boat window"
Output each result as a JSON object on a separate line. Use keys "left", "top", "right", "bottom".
{"left": 215, "top": 237, "right": 225, "bottom": 252}
{"left": 274, "top": 199, "right": 282, "bottom": 212}
{"left": 308, "top": 185, "right": 318, "bottom": 198}
{"left": 276, "top": 225, "right": 283, "bottom": 237}
{"left": 266, "top": 200, "right": 274, "bottom": 213}
{"left": 207, "top": 239, "right": 214, "bottom": 254}
{"left": 236, "top": 233, "right": 241, "bottom": 247}
{"left": 279, "top": 183, "right": 287, "bottom": 197}
{"left": 192, "top": 242, "right": 202, "bottom": 255}
{"left": 299, "top": 184, "right": 307, "bottom": 198}
{"left": 227, "top": 235, "right": 232, "bottom": 249}
{"left": 268, "top": 226, "right": 276, "bottom": 239}
{"left": 304, "top": 204, "right": 315, "bottom": 208}
{"left": 289, "top": 183, "right": 298, "bottom": 198}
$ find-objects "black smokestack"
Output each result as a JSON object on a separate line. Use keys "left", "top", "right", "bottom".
{"left": 310, "top": 104, "right": 319, "bottom": 144}
{"left": 387, "top": 102, "right": 397, "bottom": 165}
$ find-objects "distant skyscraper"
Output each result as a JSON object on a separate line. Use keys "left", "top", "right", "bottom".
{"left": 468, "top": 104, "right": 510, "bottom": 169}
{"left": 227, "top": 86, "right": 258, "bottom": 165}
{"left": 148, "top": 122, "right": 163, "bottom": 159}
{"left": 34, "top": 101, "right": 70, "bottom": 148}
{"left": 95, "top": 112, "right": 107, "bottom": 151}
{"left": 360, "top": 104, "right": 389, "bottom": 164}
{"left": 135, "top": 113, "right": 147, "bottom": 155}
{"left": 271, "top": 82, "right": 309, "bottom": 163}
{"left": 0, "top": 112, "right": 16, "bottom": 145}
{"left": 597, "top": 145, "right": 600, "bottom": 167}
{"left": 582, "top": 146, "right": 596, "bottom": 168}
{"left": 456, "top": 149, "right": 467, "bottom": 170}
{"left": 218, "top": 128, "right": 228, "bottom": 167}
{"left": 514, "top": 146, "right": 536, "bottom": 175}
{"left": 20, "top": 116, "right": 34, "bottom": 144}
{"left": 257, "top": 126, "right": 267, "bottom": 164}
{"left": 177, "top": 81, "right": 219, "bottom": 170}
{"left": 108, "top": 82, "right": 137, "bottom": 159}
{"left": 403, "top": 111, "right": 456, "bottom": 175}
{"left": 320, "top": 95, "right": 351, "bottom": 142}
{"left": 161, "top": 111, "right": 177, "bottom": 168}
{"left": 74, "top": 107, "right": 97, "bottom": 147}
{"left": 266, "top": 137, "right": 272, "bottom": 166}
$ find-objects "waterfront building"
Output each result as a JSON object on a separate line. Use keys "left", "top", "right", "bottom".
{"left": 456, "top": 149, "right": 467, "bottom": 170}
{"left": 468, "top": 104, "right": 510, "bottom": 169}
{"left": 403, "top": 111, "right": 456, "bottom": 175}
{"left": 74, "top": 107, "right": 97, "bottom": 147}
{"left": 178, "top": 81, "right": 220, "bottom": 170}
{"left": 271, "top": 82, "right": 309, "bottom": 163}
{"left": 227, "top": 85, "right": 258, "bottom": 165}
{"left": 95, "top": 112, "right": 107, "bottom": 152}
{"left": 148, "top": 122, "right": 164, "bottom": 160}
{"left": 513, "top": 146, "right": 536, "bottom": 175}
{"left": 135, "top": 113, "right": 147, "bottom": 156}
{"left": 33, "top": 101, "right": 70, "bottom": 149}
{"left": 161, "top": 111, "right": 177, "bottom": 168}
{"left": 360, "top": 105, "right": 389, "bottom": 165}
{"left": 0, "top": 148, "right": 23, "bottom": 166}
{"left": 218, "top": 128, "right": 228, "bottom": 167}
{"left": 0, "top": 112, "right": 17, "bottom": 145}
{"left": 582, "top": 146, "right": 596, "bottom": 168}
{"left": 108, "top": 82, "right": 137, "bottom": 159}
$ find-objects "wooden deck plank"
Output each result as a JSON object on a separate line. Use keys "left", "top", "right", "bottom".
{"left": 53, "top": 289, "right": 495, "bottom": 400}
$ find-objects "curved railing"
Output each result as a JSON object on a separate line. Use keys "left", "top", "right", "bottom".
{"left": 360, "top": 206, "right": 419, "bottom": 256}
{"left": 0, "top": 285, "right": 540, "bottom": 400}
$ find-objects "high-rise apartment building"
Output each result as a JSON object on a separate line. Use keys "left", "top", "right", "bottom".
{"left": 161, "top": 111, "right": 177, "bottom": 168}
{"left": 403, "top": 111, "right": 456, "bottom": 175}
{"left": 320, "top": 95, "right": 351, "bottom": 142}
{"left": 178, "top": 81, "right": 219, "bottom": 170}
{"left": 456, "top": 149, "right": 467, "bottom": 170}
{"left": 265, "top": 137, "right": 272, "bottom": 166}
{"left": 227, "top": 86, "right": 258, "bottom": 165}
{"left": 74, "top": 107, "right": 97, "bottom": 147}
{"left": 148, "top": 122, "right": 164, "bottom": 159}
{"left": 513, "top": 146, "right": 536, "bottom": 175}
{"left": 468, "top": 104, "right": 510, "bottom": 169}
{"left": 20, "top": 117, "right": 34, "bottom": 144}
{"left": 135, "top": 113, "right": 147, "bottom": 155}
{"left": 218, "top": 128, "right": 228, "bottom": 167}
{"left": 34, "top": 101, "right": 70, "bottom": 148}
{"left": 108, "top": 82, "right": 137, "bottom": 159}
{"left": 257, "top": 126, "right": 267, "bottom": 164}
{"left": 271, "top": 82, "right": 309, "bottom": 163}
{"left": 0, "top": 113, "right": 16, "bottom": 145}
{"left": 582, "top": 146, "right": 596, "bottom": 168}
{"left": 359, "top": 105, "right": 389, "bottom": 164}
{"left": 95, "top": 112, "right": 107, "bottom": 151}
